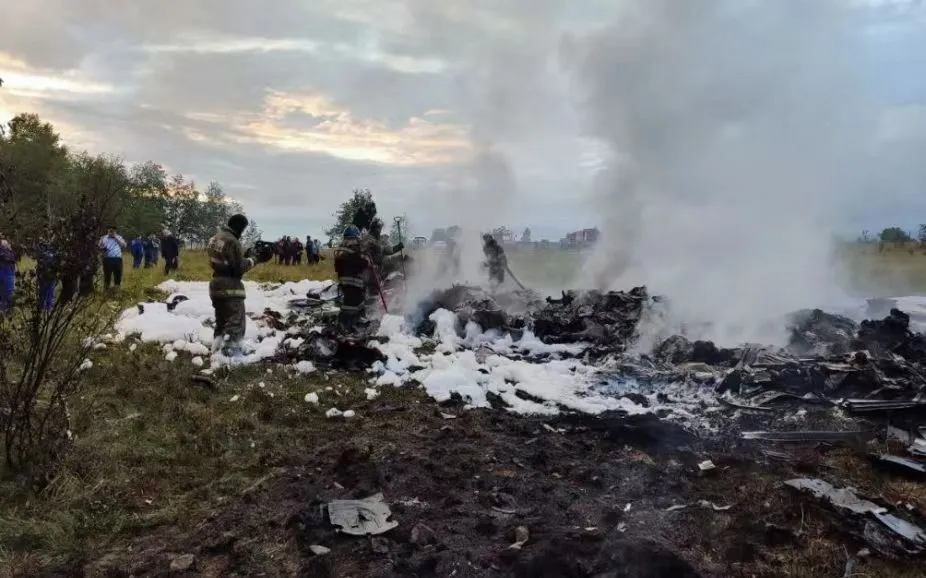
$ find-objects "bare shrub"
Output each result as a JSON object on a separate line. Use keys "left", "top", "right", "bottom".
{"left": 0, "top": 145, "right": 119, "bottom": 482}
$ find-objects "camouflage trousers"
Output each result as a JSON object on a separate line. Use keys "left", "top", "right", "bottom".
{"left": 337, "top": 285, "right": 367, "bottom": 334}
{"left": 212, "top": 296, "right": 246, "bottom": 344}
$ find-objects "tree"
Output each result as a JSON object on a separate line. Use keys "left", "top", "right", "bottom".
{"left": 0, "top": 114, "right": 69, "bottom": 238}
{"left": 121, "top": 161, "right": 169, "bottom": 237}
{"left": 194, "top": 181, "right": 233, "bottom": 242}
{"left": 163, "top": 175, "right": 200, "bottom": 243}
{"left": 325, "top": 188, "right": 376, "bottom": 241}
{"left": 491, "top": 226, "right": 512, "bottom": 243}
{"left": 241, "top": 218, "right": 262, "bottom": 248}
{"left": 879, "top": 227, "right": 912, "bottom": 244}
{"left": 521, "top": 227, "right": 531, "bottom": 243}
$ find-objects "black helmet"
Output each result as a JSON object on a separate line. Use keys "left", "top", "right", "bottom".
{"left": 228, "top": 214, "right": 248, "bottom": 237}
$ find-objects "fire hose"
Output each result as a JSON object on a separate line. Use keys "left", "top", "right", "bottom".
{"left": 371, "top": 263, "right": 388, "bottom": 313}
{"left": 505, "top": 264, "right": 527, "bottom": 291}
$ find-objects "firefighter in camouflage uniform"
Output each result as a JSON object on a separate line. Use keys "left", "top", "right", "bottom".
{"left": 207, "top": 214, "right": 271, "bottom": 353}
{"left": 335, "top": 225, "right": 374, "bottom": 334}
{"left": 364, "top": 219, "right": 404, "bottom": 278}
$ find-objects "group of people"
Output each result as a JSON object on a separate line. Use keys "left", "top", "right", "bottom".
{"left": 0, "top": 226, "right": 185, "bottom": 315}
{"left": 333, "top": 223, "right": 509, "bottom": 334}
{"left": 274, "top": 235, "right": 322, "bottom": 266}
{"left": 130, "top": 232, "right": 180, "bottom": 273}
{"left": 205, "top": 213, "right": 407, "bottom": 353}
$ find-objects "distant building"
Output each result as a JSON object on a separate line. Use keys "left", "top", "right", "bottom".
{"left": 563, "top": 227, "right": 600, "bottom": 247}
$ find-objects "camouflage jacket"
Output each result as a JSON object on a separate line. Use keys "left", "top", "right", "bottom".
{"left": 207, "top": 226, "right": 254, "bottom": 298}
{"left": 335, "top": 239, "right": 370, "bottom": 290}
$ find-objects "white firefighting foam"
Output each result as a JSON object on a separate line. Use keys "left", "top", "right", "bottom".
{"left": 113, "top": 280, "right": 926, "bottom": 420}
{"left": 113, "top": 280, "right": 654, "bottom": 415}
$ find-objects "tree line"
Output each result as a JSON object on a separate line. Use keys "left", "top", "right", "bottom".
{"left": 0, "top": 113, "right": 253, "bottom": 248}
{"left": 859, "top": 227, "right": 926, "bottom": 246}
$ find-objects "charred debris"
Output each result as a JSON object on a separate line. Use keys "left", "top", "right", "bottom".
{"left": 261, "top": 283, "right": 926, "bottom": 412}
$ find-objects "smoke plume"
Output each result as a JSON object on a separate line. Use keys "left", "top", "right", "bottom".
{"left": 397, "top": 0, "right": 576, "bottom": 308}
{"left": 563, "top": 0, "right": 878, "bottom": 346}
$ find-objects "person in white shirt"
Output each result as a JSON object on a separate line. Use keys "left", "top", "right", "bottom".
{"left": 99, "top": 227, "right": 127, "bottom": 293}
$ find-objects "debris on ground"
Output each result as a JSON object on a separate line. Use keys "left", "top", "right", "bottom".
{"left": 742, "top": 431, "right": 874, "bottom": 443}
{"left": 784, "top": 478, "right": 926, "bottom": 556}
{"left": 869, "top": 454, "right": 926, "bottom": 480}
{"left": 327, "top": 493, "right": 398, "bottom": 536}
{"left": 168, "top": 554, "right": 195, "bottom": 572}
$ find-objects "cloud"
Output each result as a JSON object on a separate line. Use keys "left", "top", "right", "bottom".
{"left": 229, "top": 90, "right": 469, "bottom": 164}
{"left": 1, "top": 0, "right": 926, "bottom": 245}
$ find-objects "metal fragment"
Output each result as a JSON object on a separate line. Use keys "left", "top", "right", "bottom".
{"left": 742, "top": 430, "right": 872, "bottom": 443}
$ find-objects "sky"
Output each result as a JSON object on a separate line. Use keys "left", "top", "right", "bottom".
{"left": 3, "top": 0, "right": 926, "bottom": 241}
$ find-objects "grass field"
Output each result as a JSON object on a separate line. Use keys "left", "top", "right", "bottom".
{"left": 504, "top": 243, "right": 926, "bottom": 296}
{"left": 2, "top": 245, "right": 926, "bottom": 575}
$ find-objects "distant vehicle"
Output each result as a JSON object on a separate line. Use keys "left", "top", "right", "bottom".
{"left": 412, "top": 236, "right": 428, "bottom": 248}
{"left": 432, "top": 241, "right": 448, "bottom": 250}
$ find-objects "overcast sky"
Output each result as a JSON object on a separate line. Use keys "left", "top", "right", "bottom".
{"left": 3, "top": 0, "right": 926, "bottom": 240}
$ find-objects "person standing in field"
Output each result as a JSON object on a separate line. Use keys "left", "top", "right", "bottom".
{"left": 142, "top": 235, "right": 154, "bottom": 267}
{"left": 131, "top": 236, "right": 144, "bottom": 268}
{"left": 0, "top": 234, "right": 16, "bottom": 314}
{"left": 160, "top": 229, "right": 180, "bottom": 275}
{"left": 35, "top": 238, "right": 57, "bottom": 311}
{"left": 150, "top": 234, "right": 161, "bottom": 265}
{"left": 292, "top": 238, "right": 303, "bottom": 265}
{"left": 99, "top": 227, "right": 126, "bottom": 293}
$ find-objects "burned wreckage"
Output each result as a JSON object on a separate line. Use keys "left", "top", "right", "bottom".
{"left": 269, "top": 283, "right": 926, "bottom": 553}
{"left": 269, "top": 280, "right": 926, "bottom": 412}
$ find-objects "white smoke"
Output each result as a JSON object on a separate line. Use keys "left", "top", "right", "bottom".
{"left": 562, "top": 0, "right": 879, "bottom": 346}
{"left": 396, "top": 0, "right": 577, "bottom": 306}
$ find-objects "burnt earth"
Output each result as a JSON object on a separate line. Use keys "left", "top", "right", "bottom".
{"left": 47, "top": 388, "right": 922, "bottom": 578}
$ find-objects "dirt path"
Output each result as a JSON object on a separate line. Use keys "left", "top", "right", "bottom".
{"left": 53, "top": 390, "right": 923, "bottom": 578}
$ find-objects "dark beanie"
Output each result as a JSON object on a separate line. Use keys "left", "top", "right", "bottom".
{"left": 228, "top": 214, "right": 248, "bottom": 237}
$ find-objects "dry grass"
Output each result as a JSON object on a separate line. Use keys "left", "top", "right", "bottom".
{"left": 841, "top": 244, "right": 926, "bottom": 296}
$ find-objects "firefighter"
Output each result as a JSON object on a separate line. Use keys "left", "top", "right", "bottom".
{"left": 206, "top": 214, "right": 271, "bottom": 354}
{"left": 365, "top": 219, "right": 404, "bottom": 276}
{"left": 482, "top": 233, "right": 507, "bottom": 288}
{"left": 334, "top": 225, "right": 373, "bottom": 335}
